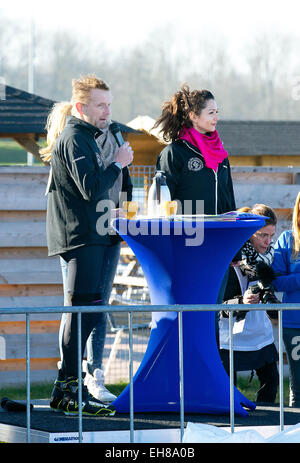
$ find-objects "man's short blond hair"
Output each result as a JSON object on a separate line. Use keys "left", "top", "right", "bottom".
{"left": 40, "top": 75, "right": 110, "bottom": 161}
{"left": 71, "top": 74, "right": 110, "bottom": 105}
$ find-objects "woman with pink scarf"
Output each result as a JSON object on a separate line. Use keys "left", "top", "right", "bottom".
{"left": 154, "top": 85, "right": 237, "bottom": 322}
{"left": 154, "top": 84, "right": 236, "bottom": 217}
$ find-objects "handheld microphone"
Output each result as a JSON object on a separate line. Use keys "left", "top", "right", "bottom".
{"left": 109, "top": 122, "right": 124, "bottom": 147}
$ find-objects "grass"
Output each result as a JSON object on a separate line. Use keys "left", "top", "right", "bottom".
{"left": 0, "top": 139, "right": 43, "bottom": 165}
{"left": 0, "top": 377, "right": 290, "bottom": 405}
{"left": 0, "top": 139, "right": 28, "bottom": 164}
{"left": 237, "top": 375, "right": 290, "bottom": 405}
{"left": 0, "top": 381, "right": 128, "bottom": 402}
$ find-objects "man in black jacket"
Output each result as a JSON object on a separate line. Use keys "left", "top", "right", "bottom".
{"left": 47, "top": 75, "right": 133, "bottom": 416}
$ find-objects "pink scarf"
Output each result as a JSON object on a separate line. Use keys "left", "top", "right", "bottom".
{"left": 179, "top": 126, "right": 228, "bottom": 171}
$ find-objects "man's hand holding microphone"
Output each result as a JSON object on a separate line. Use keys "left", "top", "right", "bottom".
{"left": 110, "top": 122, "right": 133, "bottom": 168}
{"left": 115, "top": 141, "right": 133, "bottom": 168}
{"left": 109, "top": 122, "right": 134, "bottom": 218}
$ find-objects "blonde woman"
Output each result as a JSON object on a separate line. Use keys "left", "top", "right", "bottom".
{"left": 43, "top": 75, "right": 133, "bottom": 416}
{"left": 272, "top": 193, "right": 300, "bottom": 408}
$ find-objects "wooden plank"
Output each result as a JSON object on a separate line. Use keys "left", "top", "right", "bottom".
{"left": 0, "top": 284, "right": 62, "bottom": 297}
{"left": 120, "top": 246, "right": 135, "bottom": 257}
{"left": 0, "top": 320, "right": 60, "bottom": 334}
{"left": 122, "top": 260, "right": 139, "bottom": 277}
{"left": 261, "top": 155, "right": 300, "bottom": 166}
{"left": 0, "top": 184, "right": 47, "bottom": 210}
{"left": 0, "top": 358, "right": 60, "bottom": 371}
{"left": 0, "top": 354, "right": 288, "bottom": 374}
{"left": 114, "top": 275, "right": 147, "bottom": 287}
{"left": 13, "top": 136, "right": 47, "bottom": 165}
{"left": 0, "top": 295, "right": 64, "bottom": 309}
{"left": 0, "top": 258, "right": 61, "bottom": 285}
{"left": 0, "top": 271, "right": 62, "bottom": 285}
{"left": 231, "top": 166, "right": 300, "bottom": 172}
{"left": 0, "top": 247, "right": 49, "bottom": 259}
{"left": 0, "top": 331, "right": 149, "bottom": 372}
{"left": 234, "top": 184, "right": 300, "bottom": 209}
{"left": 2, "top": 333, "right": 60, "bottom": 358}
{"left": 0, "top": 258, "right": 146, "bottom": 287}
{"left": 229, "top": 155, "right": 300, "bottom": 166}
{"left": 0, "top": 313, "right": 62, "bottom": 322}
{"left": 0, "top": 211, "right": 45, "bottom": 221}
{"left": 0, "top": 166, "right": 48, "bottom": 174}
{"left": 0, "top": 167, "right": 49, "bottom": 183}
{"left": 273, "top": 208, "right": 293, "bottom": 219}
{"left": 229, "top": 156, "right": 260, "bottom": 166}
{"left": 0, "top": 221, "right": 47, "bottom": 247}
{"left": 232, "top": 171, "right": 294, "bottom": 184}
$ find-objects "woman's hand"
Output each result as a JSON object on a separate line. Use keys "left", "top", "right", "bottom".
{"left": 243, "top": 289, "right": 260, "bottom": 305}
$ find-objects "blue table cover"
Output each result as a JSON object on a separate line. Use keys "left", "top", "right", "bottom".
{"left": 111, "top": 215, "right": 266, "bottom": 415}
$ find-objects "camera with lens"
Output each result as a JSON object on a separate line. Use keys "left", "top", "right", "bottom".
{"left": 229, "top": 260, "right": 280, "bottom": 322}
{"left": 247, "top": 261, "right": 280, "bottom": 304}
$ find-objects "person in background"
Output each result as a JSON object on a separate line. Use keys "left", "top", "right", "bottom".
{"left": 272, "top": 192, "right": 300, "bottom": 408}
{"left": 41, "top": 74, "right": 133, "bottom": 415}
{"left": 219, "top": 204, "right": 279, "bottom": 404}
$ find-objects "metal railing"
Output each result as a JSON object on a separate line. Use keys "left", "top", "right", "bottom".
{"left": 1, "top": 302, "right": 299, "bottom": 444}
{"left": 128, "top": 165, "right": 155, "bottom": 214}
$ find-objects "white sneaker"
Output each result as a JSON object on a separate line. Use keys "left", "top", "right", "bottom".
{"left": 84, "top": 368, "right": 117, "bottom": 404}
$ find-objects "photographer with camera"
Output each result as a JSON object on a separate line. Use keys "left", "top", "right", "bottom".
{"left": 219, "top": 204, "right": 279, "bottom": 404}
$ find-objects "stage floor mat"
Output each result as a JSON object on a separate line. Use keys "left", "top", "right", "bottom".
{"left": 0, "top": 400, "right": 300, "bottom": 443}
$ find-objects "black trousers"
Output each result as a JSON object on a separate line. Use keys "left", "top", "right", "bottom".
{"left": 283, "top": 327, "right": 300, "bottom": 407}
{"left": 59, "top": 244, "right": 116, "bottom": 378}
{"left": 255, "top": 362, "right": 279, "bottom": 403}
{"left": 220, "top": 350, "right": 279, "bottom": 403}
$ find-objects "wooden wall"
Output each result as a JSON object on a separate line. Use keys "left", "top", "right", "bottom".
{"left": 126, "top": 132, "right": 300, "bottom": 168}
{"left": 231, "top": 166, "right": 300, "bottom": 239}
{"left": 0, "top": 164, "right": 296, "bottom": 386}
{"left": 0, "top": 166, "right": 63, "bottom": 385}
{"left": 127, "top": 133, "right": 164, "bottom": 166}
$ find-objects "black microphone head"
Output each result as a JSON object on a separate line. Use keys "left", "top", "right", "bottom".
{"left": 109, "top": 122, "right": 124, "bottom": 146}
{"left": 109, "top": 122, "right": 121, "bottom": 135}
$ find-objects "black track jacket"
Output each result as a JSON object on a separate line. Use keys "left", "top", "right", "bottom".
{"left": 156, "top": 139, "right": 236, "bottom": 215}
{"left": 46, "top": 116, "right": 132, "bottom": 256}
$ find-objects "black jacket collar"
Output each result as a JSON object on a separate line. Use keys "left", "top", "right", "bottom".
{"left": 66, "top": 116, "right": 102, "bottom": 138}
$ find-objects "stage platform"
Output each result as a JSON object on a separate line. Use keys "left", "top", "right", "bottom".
{"left": 0, "top": 400, "right": 300, "bottom": 443}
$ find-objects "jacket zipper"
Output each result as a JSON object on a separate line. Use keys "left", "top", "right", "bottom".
{"left": 182, "top": 140, "right": 219, "bottom": 214}
{"left": 213, "top": 168, "right": 218, "bottom": 215}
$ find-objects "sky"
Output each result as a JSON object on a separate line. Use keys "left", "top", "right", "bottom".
{"left": 2, "top": 0, "right": 300, "bottom": 46}
{"left": 1, "top": 0, "right": 300, "bottom": 73}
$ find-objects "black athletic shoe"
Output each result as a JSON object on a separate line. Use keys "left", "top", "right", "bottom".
{"left": 50, "top": 365, "right": 87, "bottom": 413}
{"left": 50, "top": 372, "right": 65, "bottom": 412}
{"left": 61, "top": 377, "right": 116, "bottom": 417}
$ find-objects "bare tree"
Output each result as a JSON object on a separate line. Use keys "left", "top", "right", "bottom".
{"left": 1, "top": 14, "right": 300, "bottom": 122}
{"left": 243, "top": 32, "right": 293, "bottom": 119}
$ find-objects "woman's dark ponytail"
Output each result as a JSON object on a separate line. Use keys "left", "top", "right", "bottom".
{"left": 153, "top": 83, "right": 214, "bottom": 142}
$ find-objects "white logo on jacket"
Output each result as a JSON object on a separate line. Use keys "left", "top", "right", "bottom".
{"left": 188, "top": 157, "right": 203, "bottom": 171}
{"left": 95, "top": 153, "right": 103, "bottom": 167}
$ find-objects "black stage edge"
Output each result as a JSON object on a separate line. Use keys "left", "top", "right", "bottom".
{"left": 0, "top": 400, "right": 300, "bottom": 433}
